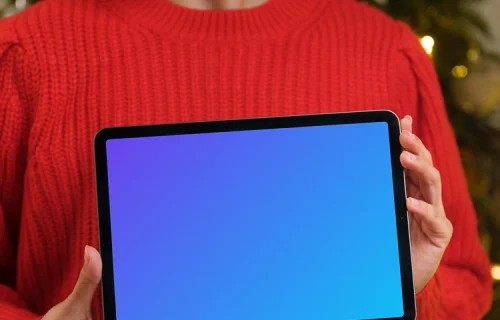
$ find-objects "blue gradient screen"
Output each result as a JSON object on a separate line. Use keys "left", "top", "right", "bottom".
{"left": 106, "top": 122, "right": 404, "bottom": 320}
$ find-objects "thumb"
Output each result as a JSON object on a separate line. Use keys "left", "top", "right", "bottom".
{"left": 400, "top": 115, "right": 412, "bottom": 133}
{"left": 67, "top": 246, "right": 102, "bottom": 310}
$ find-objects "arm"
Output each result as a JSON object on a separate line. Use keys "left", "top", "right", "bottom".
{"left": 0, "top": 19, "right": 41, "bottom": 320}
{"left": 393, "top": 23, "right": 493, "bottom": 319}
{"left": 0, "top": 17, "right": 105, "bottom": 320}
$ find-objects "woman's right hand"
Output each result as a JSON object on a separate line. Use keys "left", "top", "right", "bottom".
{"left": 42, "top": 246, "right": 102, "bottom": 320}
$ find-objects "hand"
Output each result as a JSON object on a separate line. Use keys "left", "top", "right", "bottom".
{"left": 42, "top": 246, "right": 102, "bottom": 320}
{"left": 399, "top": 115, "right": 453, "bottom": 293}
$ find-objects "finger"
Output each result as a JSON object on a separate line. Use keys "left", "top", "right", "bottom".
{"left": 400, "top": 130, "right": 432, "bottom": 165}
{"left": 400, "top": 151, "right": 442, "bottom": 204}
{"left": 407, "top": 197, "right": 437, "bottom": 219}
{"left": 67, "top": 246, "right": 102, "bottom": 309}
{"left": 407, "top": 198, "right": 452, "bottom": 246}
{"left": 400, "top": 115, "right": 413, "bottom": 133}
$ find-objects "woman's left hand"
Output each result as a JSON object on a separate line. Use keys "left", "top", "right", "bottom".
{"left": 399, "top": 115, "right": 453, "bottom": 293}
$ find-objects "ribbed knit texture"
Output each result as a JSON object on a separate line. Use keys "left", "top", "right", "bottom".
{"left": 0, "top": 0, "right": 493, "bottom": 319}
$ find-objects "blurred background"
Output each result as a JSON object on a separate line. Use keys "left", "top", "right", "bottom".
{"left": 366, "top": 1, "right": 500, "bottom": 318}
{"left": 1, "top": 0, "right": 500, "bottom": 318}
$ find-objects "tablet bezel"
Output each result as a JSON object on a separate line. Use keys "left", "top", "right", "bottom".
{"left": 94, "top": 110, "right": 416, "bottom": 320}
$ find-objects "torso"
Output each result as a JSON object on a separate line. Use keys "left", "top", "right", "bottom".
{"left": 10, "top": 0, "right": 406, "bottom": 317}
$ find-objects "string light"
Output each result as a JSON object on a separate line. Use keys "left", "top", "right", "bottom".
{"left": 492, "top": 264, "right": 500, "bottom": 281}
{"left": 452, "top": 65, "right": 468, "bottom": 78}
{"left": 420, "top": 36, "right": 435, "bottom": 55}
{"left": 15, "top": 0, "right": 27, "bottom": 10}
{"left": 467, "top": 48, "right": 479, "bottom": 62}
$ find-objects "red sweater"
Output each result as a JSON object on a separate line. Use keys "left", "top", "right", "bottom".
{"left": 0, "top": 0, "right": 492, "bottom": 319}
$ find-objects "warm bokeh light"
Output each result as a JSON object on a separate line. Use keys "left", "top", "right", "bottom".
{"left": 452, "top": 65, "right": 468, "bottom": 78}
{"left": 492, "top": 265, "right": 500, "bottom": 281}
{"left": 467, "top": 48, "right": 479, "bottom": 62}
{"left": 420, "top": 36, "right": 435, "bottom": 55}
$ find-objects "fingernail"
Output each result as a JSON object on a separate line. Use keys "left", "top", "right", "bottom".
{"left": 84, "top": 246, "right": 91, "bottom": 266}
{"left": 405, "top": 115, "right": 413, "bottom": 124}
{"left": 406, "top": 151, "right": 416, "bottom": 161}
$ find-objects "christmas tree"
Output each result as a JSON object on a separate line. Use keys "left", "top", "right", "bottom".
{"left": 1, "top": 0, "right": 499, "bottom": 317}
{"left": 362, "top": 1, "right": 500, "bottom": 318}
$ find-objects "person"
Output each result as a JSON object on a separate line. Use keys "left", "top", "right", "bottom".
{"left": 0, "top": 0, "right": 493, "bottom": 319}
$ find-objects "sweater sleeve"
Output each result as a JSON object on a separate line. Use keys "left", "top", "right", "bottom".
{"left": 0, "top": 19, "right": 41, "bottom": 320}
{"left": 392, "top": 23, "right": 493, "bottom": 319}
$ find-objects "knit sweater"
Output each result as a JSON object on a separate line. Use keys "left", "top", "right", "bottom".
{"left": 0, "top": 0, "right": 493, "bottom": 319}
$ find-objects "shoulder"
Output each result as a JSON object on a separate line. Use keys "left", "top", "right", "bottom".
{"left": 319, "top": 0, "right": 422, "bottom": 53}
{"left": 0, "top": 0, "right": 102, "bottom": 102}
{"left": 0, "top": 0, "right": 113, "bottom": 87}
{"left": 0, "top": 0, "right": 76, "bottom": 34}
{"left": 0, "top": 15, "right": 23, "bottom": 90}
{"left": 0, "top": 14, "right": 20, "bottom": 47}
{"left": 0, "top": 0, "right": 108, "bottom": 52}
{"left": 318, "top": 1, "right": 441, "bottom": 114}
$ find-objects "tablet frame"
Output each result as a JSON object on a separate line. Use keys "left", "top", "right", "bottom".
{"left": 94, "top": 110, "right": 416, "bottom": 320}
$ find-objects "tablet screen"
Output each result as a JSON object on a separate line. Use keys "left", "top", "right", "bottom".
{"left": 105, "top": 121, "right": 404, "bottom": 320}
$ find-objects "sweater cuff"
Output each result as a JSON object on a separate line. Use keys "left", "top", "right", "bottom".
{"left": 416, "top": 271, "right": 443, "bottom": 319}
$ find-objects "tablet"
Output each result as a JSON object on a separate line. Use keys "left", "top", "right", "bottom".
{"left": 95, "top": 110, "right": 416, "bottom": 320}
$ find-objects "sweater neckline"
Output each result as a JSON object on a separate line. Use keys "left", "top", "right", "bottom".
{"left": 103, "top": 0, "right": 326, "bottom": 41}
